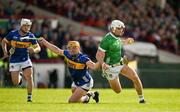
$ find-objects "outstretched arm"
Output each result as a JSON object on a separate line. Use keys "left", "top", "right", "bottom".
{"left": 38, "top": 38, "right": 63, "bottom": 55}
{"left": 86, "top": 61, "right": 101, "bottom": 70}
{"left": 96, "top": 49, "right": 105, "bottom": 65}
{"left": 96, "top": 49, "right": 109, "bottom": 70}
{"left": 121, "top": 37, "right": 134, "bottom": 45}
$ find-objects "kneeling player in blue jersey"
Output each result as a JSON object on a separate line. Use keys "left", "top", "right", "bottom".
{"left": 1, "top": 18, "right": 41, "bottom": 102}
{"left": 39, "top": 39, "right": 100, "bottom": 103}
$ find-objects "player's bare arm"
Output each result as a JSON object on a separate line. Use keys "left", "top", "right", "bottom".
{"left": 28, "top": 44, "right": 41, "bottom": 54}
{"left": 96, "top": 49, "right": 105, "bottom": 64}
{"left": 86, "top": 61, "right": 101, "bottom": 70}
{"left": 39, "top": 38, "right": 63, "bottom": 55}
{"left": 1, "top": 38, "right": 9, "bottom": 58}
{"left": 96, "top": 49, "right": 109, "bottom": 70}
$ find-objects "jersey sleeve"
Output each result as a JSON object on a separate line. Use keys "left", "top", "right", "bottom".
{"left": 80, "top": 55, "right": 90, "bottom": 64}
{"left": 99, "top": 35, "right": 110, "bottom": 52}
{"left": 63, "top": 50, "right": 69, "bottom": 58}
{"left": 5, "top": 31, "right": 13, "bottom": 41}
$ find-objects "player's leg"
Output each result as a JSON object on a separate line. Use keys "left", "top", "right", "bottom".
{"left": 108, "top": 76, "right": 122, "bottom": 93}
{"left": 69, "top": 80, "right": 98, "bottom": 103}
{"left": 103, "top": 67, "right": 122, "bottom": 93}
{"left": 70, "top": 82, "right": 89, "bottom": 103}
{"left": 71, "top": 87, "right": 76, "bottom": 93}
{"left": 22, "top": 67, "right": 33, "bottom": 102}
{"left": 71, "top": 87, "right": 91, "bottom": 103}
{"left": 86, "top": 91, "right": 99, "bottom": 103}
{"left": 11, "top": 71, "right": 22, "bottom": 85}
{"left": 9, "top": 63, "right": 22, "bottom": 85}
{"left": 21, "top": 59, "right": 33, "bottom": 102}
{"left": 120, "top": 65, "right": 145, "bottom": 103}
{"left": 81, "top": 78, "right": 99, "bottom": 103}
{"left": 68, "top": 87, "right": 88, "bottom": 103}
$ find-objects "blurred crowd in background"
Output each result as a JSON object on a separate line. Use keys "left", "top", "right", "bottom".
{"left": 0, "top": 0, "right": 180, "bottom": 61}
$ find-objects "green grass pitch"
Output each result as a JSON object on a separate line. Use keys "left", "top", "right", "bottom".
{"left": 0, "top": 88, "right": 180, "bottom": 112}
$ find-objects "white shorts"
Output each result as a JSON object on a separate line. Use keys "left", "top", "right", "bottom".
{"left": 102, "top": 65, "right": 124, "bottom": 80}
{"left": 71, "top": 78, "right": 94, "bottom": 90}
{"left": 9, "top": 59, "right": 32, "bottom": 72}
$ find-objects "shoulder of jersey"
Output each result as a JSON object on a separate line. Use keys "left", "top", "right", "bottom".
{"left": 11, "top": 29, "right": 18, "bottom": 33}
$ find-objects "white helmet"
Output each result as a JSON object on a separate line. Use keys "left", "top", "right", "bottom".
{"left": 20, "top": 18, "right": 32, "bottom": 26}
{"left": 110, "top": 20, "right": 125, "bottom": 29}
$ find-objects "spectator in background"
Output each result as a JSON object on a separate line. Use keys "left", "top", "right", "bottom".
{"left": 4, "top": 1, "right": 14, "bottom": 16}
{"left": 0, "top": 1, "right": 5, "bottom": 18}
{"left": 0, "top": 36, "right": 3, "bottom": 58}
{"left": 1, "top": 0, "right": 179, "bottom": 56}
{"left": 20, "top": 4, "right": 34, "bottom": 18}
{"left": 48, "top": 69, "right": 58, "bottom": 88}
{"left": 33, "top": 0, "right": 179, "bottom": 54}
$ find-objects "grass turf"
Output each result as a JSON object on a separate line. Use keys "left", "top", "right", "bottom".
{"left": 0, "top": 88, "right": 180, "bottom": 112}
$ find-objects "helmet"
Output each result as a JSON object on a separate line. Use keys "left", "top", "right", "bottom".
{"left": 110, "top": 20, "right": 125, "bottom": 29}
{"left": 67, "top": 41, "right": 80, "bottom": 48}
{"left": 20, "top": 18, "right": 32, "bottom": 26}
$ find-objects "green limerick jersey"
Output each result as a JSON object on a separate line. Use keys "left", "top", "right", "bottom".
{"left": 99, "top": 32, "right": 122, "bottom": 65}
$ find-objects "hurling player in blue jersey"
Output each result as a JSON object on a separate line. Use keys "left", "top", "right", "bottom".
{"left": 1, "top": 18, "right": 41, "bottom": 102}
{"left": 39, "top": 38, "right": 100, "bottom": 103}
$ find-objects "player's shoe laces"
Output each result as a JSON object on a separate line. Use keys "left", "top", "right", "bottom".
{"left": 92, "top": 91, "right": 99, "bottom": 103}
{"left": 139, "top": 99, "right": 146, "bottom": 103}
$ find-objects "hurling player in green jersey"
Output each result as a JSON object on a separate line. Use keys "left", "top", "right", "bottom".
{"left": 96, "top": 20, "right": 145, "bottom": 103}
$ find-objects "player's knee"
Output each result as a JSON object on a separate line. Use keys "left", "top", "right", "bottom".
{"left": 114, "top": 88, "right": 122, "bottom": 94}
{"left": 68, "top": 97, "right": 79, "bottom": 103}
{"left": 25, "top": 75, "right": 33, "bottom": 81}
{"left": 68, "top": 99, "right": 77, "bottom": 103}
{"left": 131, "top": 75, "right": 139, "bottom": 82}
{"left": 12, "top": 80, "right": 19, "bottom": 86}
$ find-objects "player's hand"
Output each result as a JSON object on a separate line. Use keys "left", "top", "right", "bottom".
{"left": 9, "top": 47, "right": 15, "bottom": 55}
{"left": 121, "top": 55, "right": 129, "bottom": 65}
{"left": 2, "top": 53, "right": 9, "bottom": 60}
{"left": 102, "top": 62, "right": 110, "bottom": 70}
{"left": 28, "top": 47, "right": 35, "bottom": 54}
{"left": 38, "top": 38, "right": 45, "bottom": 44}
{"left": 126, "top": 38, "right": 134, "bottom": 44}
{"left": 38, "top": 38, "right": 46, "bottom": 46}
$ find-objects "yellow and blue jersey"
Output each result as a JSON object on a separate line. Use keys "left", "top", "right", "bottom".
{"left": 5, "top": 29, "right": 38, "bottom": 63}
{"left": 63, "top": 50, "right": 92, "bottom": 86}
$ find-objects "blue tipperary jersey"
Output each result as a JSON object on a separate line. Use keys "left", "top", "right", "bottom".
{"left": 5, "top": 29, "right": 38, "bottom": 63}
{"left": 63, "top": 50, "right": 92, "bottom": 86}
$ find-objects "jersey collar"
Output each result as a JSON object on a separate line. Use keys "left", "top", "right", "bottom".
{"left": 109, "top": 32, "right": 119, "bottom": 40}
